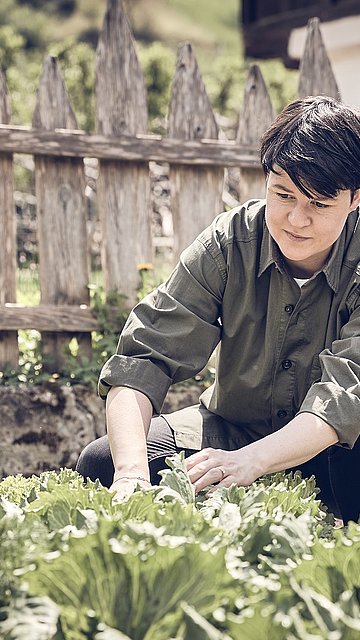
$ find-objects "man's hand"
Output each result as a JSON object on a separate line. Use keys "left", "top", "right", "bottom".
{"left": 110, "top": 476, "right": 152, "bottom": 502}
{"left": 186, "top": 447, "right": 263, "bottom": 494}
{"left": 186, "top": 413, "right": 338, "bottom": 494}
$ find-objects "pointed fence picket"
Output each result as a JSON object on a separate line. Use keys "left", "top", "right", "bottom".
{"left": 32, "top": 56, "right": 91, "bottom": 370}
{"left": 0, "top": 6, "right": 350, "bottom": 371}
{"left": 96, "top": 0, "right": 152, "bottom": 305}
{"left": 236, "top": 64, "right": 275, "bottom": 202}
{"left": 298, "top": 18, "right": 340, "bottom": 99}
{"left": 168, "top": 43, "right": 224, "bottom": 262}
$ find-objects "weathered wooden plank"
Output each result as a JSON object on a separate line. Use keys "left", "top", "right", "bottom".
{"left": 0, "top": 69, "right": 18, "bottom": 368}
{"left": 0, "top": 304, "right": 99, "bottom": 332}
{"left": 298, "top": 18, "right": 340, "bottom": 99}
{"left": 32, "top": 56, "right": 91, "bottom": 369}
{"left": 96, "top": 0, "right": 152, "bottom": 306}
{"left": 237, "top": 64, "right": 275, "bottom": 203}
{"left": 168, "top": 43, "right": 224, "bottom": 262}
{"left": 0, "top": 125, "right": 260, "bottom": 167}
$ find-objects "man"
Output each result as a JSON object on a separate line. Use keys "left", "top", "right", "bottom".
{"left": 77, "top": 96, "right": 360, "bottom": 523}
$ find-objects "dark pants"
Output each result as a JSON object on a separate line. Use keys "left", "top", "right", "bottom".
{"left": 76, "top": 415, "right": 360, "bottom": 524}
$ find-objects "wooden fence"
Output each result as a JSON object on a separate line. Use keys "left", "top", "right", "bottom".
{"left": 0, "top": 1, "right": 341, "bottom": 370}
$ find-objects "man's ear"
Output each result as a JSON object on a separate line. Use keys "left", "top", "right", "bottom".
{"left": 351, "top": 189, "right": 360, "bottom": 209}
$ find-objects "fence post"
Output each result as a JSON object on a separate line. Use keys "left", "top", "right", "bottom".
{"left": 32, "top": 56, "right": 91, "bottom": 371}
{"left": 96, "top": 0, "right": 152, "bottom": 306}
{"left": 298, "top": 18, "right": 340, "bottom": 99}
{"left": 236, "top": 64, "right": 275, "bottom": 203}
{"left": 168, "top": 42, "right": 224, "bottom": 262}
{"left": 0, "top": 70, "right": 18, "bottom": 368}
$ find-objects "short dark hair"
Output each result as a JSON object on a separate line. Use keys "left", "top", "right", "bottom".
{"left": 260, "top": 96, "right": 360, "bottom": 200}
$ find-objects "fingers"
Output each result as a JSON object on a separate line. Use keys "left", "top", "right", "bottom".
{"left": 186, "top": 448, "right": 230, "bottom": 493}
{"left": 110, "top": 478, "right": 152, "bottom": 503}
{"left": 186, "top": 448, "right": 214, "bottom": 470}
{"left": 191, "top": 467, "right": 223, "bottom": 493}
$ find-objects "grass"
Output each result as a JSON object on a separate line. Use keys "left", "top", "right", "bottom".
{"left": 15, "top": 250, "right": 172, "bottom": 310}
{"left": 45, "top": 0, "right": 242, "bottom": 57}
{"left": 16, "top": 268, "right": 40, "bottom": 306}
{"left": 5, "top": 262, "right": 165, "bottom": 384}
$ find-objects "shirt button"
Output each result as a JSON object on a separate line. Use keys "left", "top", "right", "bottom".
{"left": 277, "top": 409, "right": 288, "bottom": 419}
{"left": 284, "top": 304, "right": 294, "bottom": 314}
{"left": 282, "top": 359, "right": 292, "bottom": 370}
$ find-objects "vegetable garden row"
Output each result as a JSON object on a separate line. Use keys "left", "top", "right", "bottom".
{"left": 1, "top": 455, "right": 360, "bottom": 639}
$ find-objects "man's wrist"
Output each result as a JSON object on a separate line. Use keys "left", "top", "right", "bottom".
{"left": 242, "top": 439, "right": 271, "bottom": 478}
{"left": 113, "top": 475, "right": 151, "bottom": 485}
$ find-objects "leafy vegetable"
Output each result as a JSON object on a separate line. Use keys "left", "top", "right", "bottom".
{"left": 0, "top": 458, "right": 359, "bottom": 639}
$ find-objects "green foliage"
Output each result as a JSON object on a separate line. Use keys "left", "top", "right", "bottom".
{"left": 0, "top": 595, "right": 62, "bottom": 640}
{"left": 1, "top": 460, "right": 358, "bottom": 640}
{"left": 158, "top": 452, "right": 195, "bottom": 504}
{"left": 2, "top": 51, "right": 40, "bottom": 125}
{"left": 0, "top": 25, "right": 25, "bottom": 70}
{"left": 2, "top": 263, "right": 171, "bottom": 388}
{"left": 0, "top": 284, "right": 129, "bottom": 388}
{"left": 0, "top": 1, "right": 50, "bottom": 50}
{"left": 0, "top": 497, "right": 48, "bottom": 607}
{"left": 0, "top": 456, "right": 360, "bottom": 640}
{"left": 203, "top": 54, "right": 247, "bottom": 121}
{"left": 137, "top": 42, "right": 175, "bottom": 128}
{"left": 49, "top": 38, "right": 95, "bottom": 131}
{"left": 0, "top": 0, "right": 298, "bottom": 133}
{"left": 259, "top": 58, "right": 298, "bottom": 113}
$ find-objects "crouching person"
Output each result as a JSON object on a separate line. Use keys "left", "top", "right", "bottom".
{"left": 77, "top": 96, "right": 360, "bottom": 524}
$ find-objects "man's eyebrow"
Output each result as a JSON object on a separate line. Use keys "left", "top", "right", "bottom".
{"left": 271, "top": 183, "right": 294, "bottom": 193}
{"left": 271, "top": 182, "right": 333, "bottom": 201}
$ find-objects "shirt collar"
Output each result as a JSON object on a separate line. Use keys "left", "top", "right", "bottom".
{"left": 258, "top": 219, "right": 284, "bottom": 277}
{"left": 257, "top": 214, "right": 347, "bottom": 293}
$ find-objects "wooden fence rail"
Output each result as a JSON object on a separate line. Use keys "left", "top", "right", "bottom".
{"left": 0, "top": 0, "right": 341, "bottom": 371}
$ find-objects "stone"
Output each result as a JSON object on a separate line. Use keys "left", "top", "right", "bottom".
{"left": 0, "top": 381, "right": 203, "bottom": 479}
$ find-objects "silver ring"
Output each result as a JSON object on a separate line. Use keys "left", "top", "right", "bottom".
{"left": 218, "top": 466, "right": 226, "bottom": 482}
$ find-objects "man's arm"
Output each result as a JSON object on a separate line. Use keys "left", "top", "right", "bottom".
{"left": 106, "top": 386, "right": 153, "bottom": 497}
{"left": 186, "top": 412, "right": 338, "bottom": 492}
{"left": 249, "top": 412, "right": 338, "bottom": 473}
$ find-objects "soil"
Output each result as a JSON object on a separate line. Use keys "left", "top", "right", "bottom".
{"left": 0, "top": 382, "right": 203, "bottom": 479}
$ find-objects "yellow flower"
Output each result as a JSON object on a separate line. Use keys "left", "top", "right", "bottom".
{"left": 137, "top": 262, "right": 154, "bottom": 271}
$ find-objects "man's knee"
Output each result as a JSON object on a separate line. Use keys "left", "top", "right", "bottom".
{"left": 75, "top": 435, "right": 113, "bottom": 485}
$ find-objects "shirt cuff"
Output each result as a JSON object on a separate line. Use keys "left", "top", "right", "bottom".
{"left": 298, "top": 381, "right": 360, "bottom": 448}
{"left": 98, "top": 354, "right": 172, "bottom": 415}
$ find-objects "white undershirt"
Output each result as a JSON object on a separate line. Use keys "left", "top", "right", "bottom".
{"left": 294, "top": 277, "right": 309, "bottom": 288}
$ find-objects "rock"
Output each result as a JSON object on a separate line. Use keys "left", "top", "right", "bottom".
{"left": 0, "top": 383, "right": 105, "bottom": 478}
{"left": 0, "top": 382, "right": 203, "bottom": 479}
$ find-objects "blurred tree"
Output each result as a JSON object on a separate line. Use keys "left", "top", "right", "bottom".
{"left": 203, "top": 54, "right": 247, "bottom": 122}
{"left": 0, "top": 25, "right": 25, "bottom": 70}
{"left": 137, "top": 42, "right": 175, "bottom": 128}
{"left": 50, "top": 39, "right": 95, "bottom": 132}
{"left": 0, "top": 1, "right": 49, "bottom": 49}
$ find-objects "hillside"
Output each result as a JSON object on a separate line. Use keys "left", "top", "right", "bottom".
{"left": 0, "top": 0, "right": 298, "bottom": 129}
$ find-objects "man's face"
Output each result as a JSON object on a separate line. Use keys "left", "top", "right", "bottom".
{"left": 265, "top": 168, "right": 360, "bottom": 278}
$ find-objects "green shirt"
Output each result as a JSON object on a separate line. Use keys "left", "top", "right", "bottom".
{"left": 99, "top": 200, "right": 360, "bottom": 450}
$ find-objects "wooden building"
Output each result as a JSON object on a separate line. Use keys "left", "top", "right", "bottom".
{"left": 241, "top": 0, "right": 360, "bottom": 103}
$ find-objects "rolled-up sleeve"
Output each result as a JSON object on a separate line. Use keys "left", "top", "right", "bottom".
{"left": 98, "top": 227, "right": 227, "bottom": 413}
{"left": 299, "top": 303, "right": 360, "bottom": 448}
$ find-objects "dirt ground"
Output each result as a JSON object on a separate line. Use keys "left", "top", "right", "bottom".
{"left": 0, "top": 382, "right": 203, "bottom": 478}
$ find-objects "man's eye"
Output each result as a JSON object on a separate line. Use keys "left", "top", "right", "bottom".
{"left": 276, "top": 192, "right": 291, "bottom": 199}
{"left": 313, "top": 201, "right": 330, "bottom": 209}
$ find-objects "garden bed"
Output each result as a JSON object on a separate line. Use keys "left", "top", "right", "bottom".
{"left": 1, "top": 457, "right": 359, "bottom": 639}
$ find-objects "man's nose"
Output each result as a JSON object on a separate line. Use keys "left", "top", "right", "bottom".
{"left": 287, "top": 204, "right": 311, "bottom": 227}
